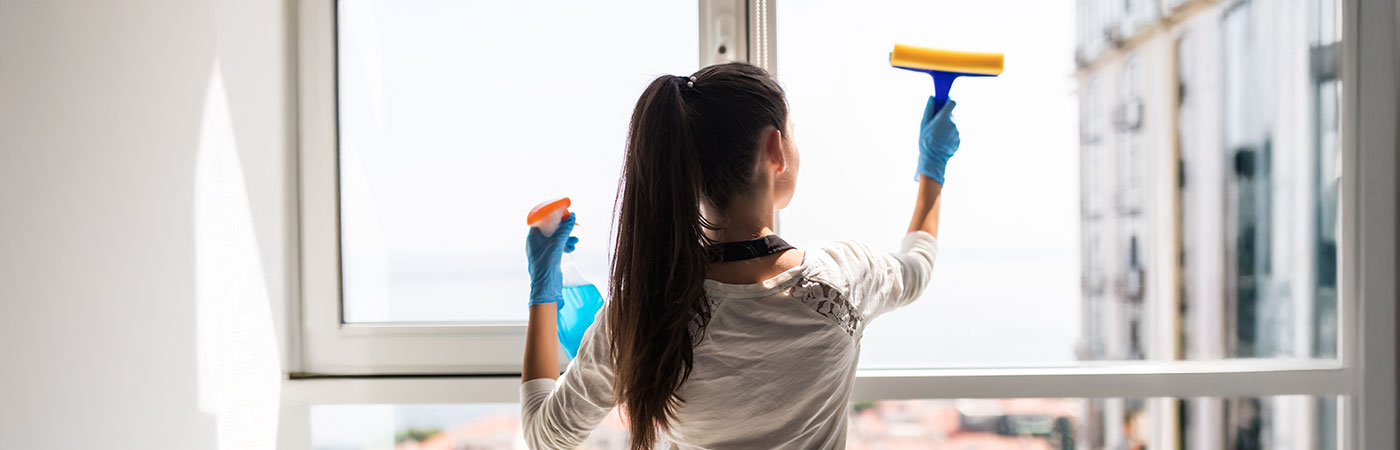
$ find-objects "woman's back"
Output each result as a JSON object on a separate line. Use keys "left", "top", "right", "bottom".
{"left": 522, "top": 234, "right": 937, "bottom": 449}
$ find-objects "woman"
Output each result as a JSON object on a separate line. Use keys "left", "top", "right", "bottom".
{"left": 521, "top": 62, "right": 959, "bottom": 449}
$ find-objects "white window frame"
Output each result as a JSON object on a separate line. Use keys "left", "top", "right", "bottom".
{"left": 289, "top": 0, "right": 1396, "bottom": 447}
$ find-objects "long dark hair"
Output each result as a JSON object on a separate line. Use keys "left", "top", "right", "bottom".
{"left": 609, "top": 62, "right": 788, "bottom": 449}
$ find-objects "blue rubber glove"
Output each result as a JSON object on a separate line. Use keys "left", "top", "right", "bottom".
{"left": 916, "top": 97, "right": 960, "bottom": 184}
{"left": 526, "top": 213, "right": 579, "bottom": 306}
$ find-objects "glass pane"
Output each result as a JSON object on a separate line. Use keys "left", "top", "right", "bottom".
{"left": 776, "top": 0, "right": 1341, "bottom": 367}
{"left": 335, "top": 0, "right": 1341, "bottom": 369}
{"left": 310, "top": 396, "right": 1338, "bottom": 449}
{"left": 336, "top": 0, "right": 697, "bottom": 323}
{"left": 776, "top": 0, "right": 1079, "bottom": 368}
{"left": 1174, "top": 0, "right": 1343, "bottom": 360}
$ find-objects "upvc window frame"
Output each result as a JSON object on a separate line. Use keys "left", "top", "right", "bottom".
{"left": 290, "top": 0, "right": 1396, "bottom": 447}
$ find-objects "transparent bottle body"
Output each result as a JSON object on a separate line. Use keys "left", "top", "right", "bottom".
{"left": 557, "top": 248, "right": 603, "bottom": 359}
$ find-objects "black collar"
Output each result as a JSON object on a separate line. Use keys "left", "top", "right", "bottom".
{"left": 707, "top": 235, "right": 795, "bottom": 263}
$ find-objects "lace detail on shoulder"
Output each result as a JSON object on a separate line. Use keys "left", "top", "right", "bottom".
{"left": 688, "top": 294, "right": 721, "bottom": 344}
{"left": 787, "top": 278, "right": 861, "bottom": 336}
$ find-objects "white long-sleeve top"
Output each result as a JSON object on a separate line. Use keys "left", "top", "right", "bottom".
{"left": 521, "top": 231, "right": 938, "bottom": 449}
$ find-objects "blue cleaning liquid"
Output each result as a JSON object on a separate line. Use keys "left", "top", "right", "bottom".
{"left": 557, "top": 283, "right": 604, "bottom": 359}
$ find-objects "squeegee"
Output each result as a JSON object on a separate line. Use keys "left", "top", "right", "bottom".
{"left": 890, "top": 43, "right": 1004, "bottom": 113}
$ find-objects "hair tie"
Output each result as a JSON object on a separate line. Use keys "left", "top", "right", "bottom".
{"left": 687, "top": 76, "right": 695, "bottom": 88}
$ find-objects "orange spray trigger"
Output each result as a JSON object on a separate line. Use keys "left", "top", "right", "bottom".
{"left": 527, "top": 197, "right": 572, "bottom": 236}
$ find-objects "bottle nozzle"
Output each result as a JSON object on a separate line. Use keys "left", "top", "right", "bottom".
{"left": 527, "top": 197, "right": 572, "bottom": 236}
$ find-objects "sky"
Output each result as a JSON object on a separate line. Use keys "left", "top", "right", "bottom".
{"left": 336, "top": 0, "right": 1081, "bottom": 368}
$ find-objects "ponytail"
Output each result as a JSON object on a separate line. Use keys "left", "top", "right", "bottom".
{"left": 609, "top": 63, "right": 788, "bottom": 450}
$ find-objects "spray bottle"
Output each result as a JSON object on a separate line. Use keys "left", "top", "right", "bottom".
{"left": 526, "top": 197, "right": 604, "bottom": 359}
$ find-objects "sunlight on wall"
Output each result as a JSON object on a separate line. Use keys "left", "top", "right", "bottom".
{"left": 195, "top": 60, "right": 282, "bottom": 450}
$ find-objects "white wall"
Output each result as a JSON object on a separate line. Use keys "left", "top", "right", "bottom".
{"left": 0, "top": 1, "right": 296, "bottom": 448}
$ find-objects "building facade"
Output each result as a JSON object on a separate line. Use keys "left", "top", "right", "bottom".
{"left": 1075, "top": 0, "right": 1342, "bottom": 448}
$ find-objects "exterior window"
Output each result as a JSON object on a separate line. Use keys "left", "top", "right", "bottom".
{"left": 1082, "top": 0, "right": 1343, "bottom": 445}
{"left": 776, "top": 0, "right": 1082, "bottom": 368}
{"left": 295, "top": 0, "right": 1388, "bottom": 446}
{"left": 336, "top": 0, "right": 698, "bottom": 323}
{"left": 321, "top": 0, "right": 1341, "bottom": 370}
{"left": 1080, "top": 0, "right": 1341, "bottom": 361}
